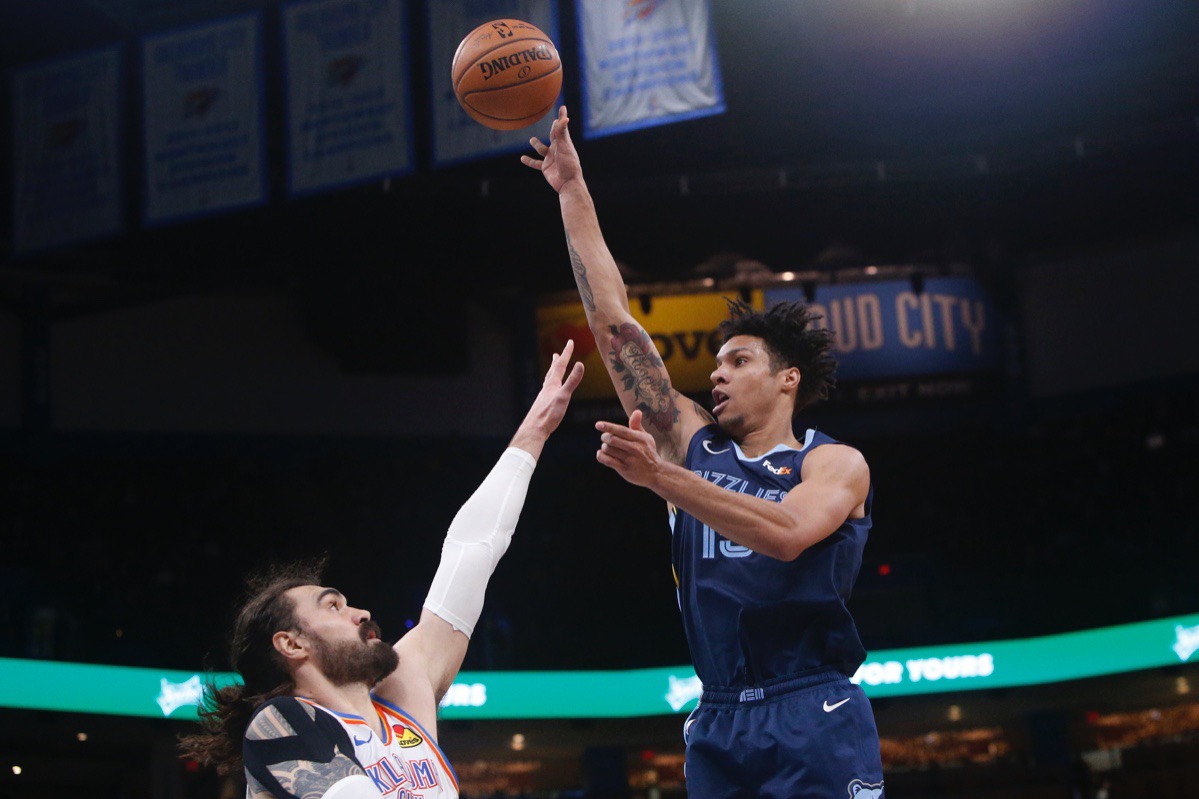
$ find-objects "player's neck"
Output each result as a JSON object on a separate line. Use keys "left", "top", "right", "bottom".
{"left": 294, "top": 673, "right": 379, "bottom": 729}
{"left": 733, "top": 417, "right": 801, "bottom": 459}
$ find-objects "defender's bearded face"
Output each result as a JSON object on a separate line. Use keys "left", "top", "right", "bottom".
{"left": 308, "top": 619, "right": 398, "bottom": 687}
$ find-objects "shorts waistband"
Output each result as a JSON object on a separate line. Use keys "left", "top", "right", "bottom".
{"left": 700, "top": 668, "right": 845, "bottom": 705}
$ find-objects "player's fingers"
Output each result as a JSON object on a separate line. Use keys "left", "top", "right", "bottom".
{"left": 596, "top": 421, "right": 642, "bottom": 441}
{"left": 562, "top": 361, "right": 585, "bottom": 393}
{"left": 599, "top": 431, "right": 637, "bottom": 451}
{"left": 529, "top": 137, "right": 549, "bottom": 156}
{"left": 596, "top": 448, "right": 620, "bottom": 470}
{"left": 520, "top": 155, "right": 543, "bottom": 170}
{"left": 549, "top": 339, "right": 574, "bottom": 379}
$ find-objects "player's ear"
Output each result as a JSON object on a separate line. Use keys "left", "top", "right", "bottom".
{"left": 272, "top": 629, "right": 307, "bottom": 662}
{"left": 780, "top": 366, "right": 801, "bottom": 392}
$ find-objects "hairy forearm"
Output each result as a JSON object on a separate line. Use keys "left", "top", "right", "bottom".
{"left": 559, "top": 181, "right": 631, "bottom": 322}
{"left": 651, "top": 463, "right": 808, "bottom": 561}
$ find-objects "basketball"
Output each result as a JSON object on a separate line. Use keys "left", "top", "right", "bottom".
{"left": 452, "top": 19, "right": 562, "bottom": 131}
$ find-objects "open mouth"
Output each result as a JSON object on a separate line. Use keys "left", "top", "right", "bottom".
{"left": 712, "top": 390, "right": 729, "bottom": 415}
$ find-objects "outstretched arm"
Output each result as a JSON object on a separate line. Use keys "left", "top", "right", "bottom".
{"left": 523, "top": 106, "right": 712, "bottom": 464}
{"left": 374, "top": 342, "right": 584, "bottom": 738}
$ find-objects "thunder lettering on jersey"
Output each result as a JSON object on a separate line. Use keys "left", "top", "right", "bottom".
{"left": 670, "top": 424, "right": 872, "bottom": 688}
{"left": 296, "top": 696, "right": 459, "bottom": 799}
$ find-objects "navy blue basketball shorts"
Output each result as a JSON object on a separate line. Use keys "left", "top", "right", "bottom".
{"left": 683, "top": 669, "right": 884, "bottom": 799}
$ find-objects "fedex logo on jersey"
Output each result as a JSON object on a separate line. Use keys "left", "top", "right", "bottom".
{"left": 364, "top": 756, "right": 439, "bottom": 796}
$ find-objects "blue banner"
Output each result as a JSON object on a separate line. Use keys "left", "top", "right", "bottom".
{"left": 11, "top": 47, "right": 124, "bottom": 254}
{"left": 766, "top": 278, "right": 1001, "bottom": 381}
{"left": 283, "top": 0, "right": 415, "bottom": 196}
{"left": 429, "top": 0, "right": 558, "bottom": 167}
{"left": 141, "top": 14, "right": 267, "bottom": 225}
{"left": 577, "top": 0, "right": 724, "bottom": 138}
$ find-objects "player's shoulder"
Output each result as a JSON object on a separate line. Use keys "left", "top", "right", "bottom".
{"left": 801, "top": 434, "right": 869, "bottom": 477}
{"left": 245, "top": 696, "right": 317, "bottom": 742}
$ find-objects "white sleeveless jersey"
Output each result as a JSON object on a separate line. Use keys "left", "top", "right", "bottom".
{"left": 297, "top": 696, "right": 459, "bottom": 798}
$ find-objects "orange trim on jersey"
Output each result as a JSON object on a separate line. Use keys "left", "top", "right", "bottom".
{"left": 375, "top": 701, "right": 459, "bottom": 792}
{"left": 295, "top": 697, "right": 390, "bottom": 743}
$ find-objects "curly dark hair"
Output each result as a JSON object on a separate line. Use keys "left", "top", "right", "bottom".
{"left": 178, "top": 556, "right": 327, "bottom": 776}
{"left": 718, "top": 299, "right": 837, "bottom": 415}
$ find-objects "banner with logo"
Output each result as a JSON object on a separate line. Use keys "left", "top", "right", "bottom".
{"left": 767, "top": 277, "right": 1003, "bottom": 404}
{"left": 428, "top": 0, "right": 558, "bottom": 167}
{"left": 2, "top": 613, "right": 1195, "bottom": 719}
{"left": 141, "top": 14, "right": 267, "bottom": 225}
{"left": 576, "top": 0, "right": 725, "bottom": 138}
{"left": 11, "top": 47, "right": 123, "bottom": 254}
{"left": 536, "top": 291, "right": 761, "bottom": 401}
{"left": 283, "top": 0, "right": 414, "bottom": 196}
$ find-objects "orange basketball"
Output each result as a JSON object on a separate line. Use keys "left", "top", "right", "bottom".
{"left": 452, "top": 19, "right": 562, "bottom": 131}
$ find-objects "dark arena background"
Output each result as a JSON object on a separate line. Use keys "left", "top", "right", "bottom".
{"left": 2, "top": 0, "right": 1198, "bottom": 797}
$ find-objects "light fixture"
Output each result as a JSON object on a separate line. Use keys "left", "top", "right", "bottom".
{"left": 510, "top": 733, "right": 526, "bottom": 751}
{"left": 948, "top": 705, "right": 962, "bottom": 722}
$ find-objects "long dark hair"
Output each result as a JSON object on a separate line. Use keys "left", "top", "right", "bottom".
{"left": 179, "top": 557, "right": 326, "bottom": 776}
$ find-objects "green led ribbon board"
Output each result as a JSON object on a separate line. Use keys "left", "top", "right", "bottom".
{"left": 1, "top": 614, "right": 1195, "bottom": 720}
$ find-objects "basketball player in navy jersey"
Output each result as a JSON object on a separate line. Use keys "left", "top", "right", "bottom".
{"left": 181, "top": 343, "right": 584, "bottom": 799}
{"left": 524, "top": 107, "right": 885, "bottom": 799}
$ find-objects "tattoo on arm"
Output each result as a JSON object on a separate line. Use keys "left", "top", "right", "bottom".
{"left": 691, "top": 399, "right": 716, "bottom": 425}
{"left": 566, "top": 234, "right": 597, "bottom": 313}
{"left": 247, "top": 705, "right": 299, "bottom": 740}
{"left": 607, "top": 323, "right": 680, "bottom": 433}
{"left": 281, "top": 758, "right": 362, "bottom": 799}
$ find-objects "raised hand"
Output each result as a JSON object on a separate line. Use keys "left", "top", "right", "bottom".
{"left": 595, "top": 410, "right": 663, "bottom": 489}
{"left": 520, "top": 106, "right": 583, "bottom": 194}
{"left": 519, "top": 339, "right": 586, "bottom": 442}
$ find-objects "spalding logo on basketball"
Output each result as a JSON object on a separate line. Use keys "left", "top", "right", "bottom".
{"left": 451, "top": 19, "right": 562, "bottom": 131}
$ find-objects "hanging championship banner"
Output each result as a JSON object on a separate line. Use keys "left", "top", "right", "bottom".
{"left": 283, "top": 0, "right": 414, "bottom": 196}
{"left": 576, "top": 0, "right": 725, "bottom": 138}
{"left": 142, "top": 14, "right": 267, "bottom": 225}
{"left": 11, "top": 47, "right": 123, "bottom": 254}
{"left": 429, "top": 0, "right": 558, "bottom": 167}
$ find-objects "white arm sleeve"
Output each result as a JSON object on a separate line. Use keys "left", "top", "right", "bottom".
{"left": 323, "top": 774, "right": 384, "bottom": 799}
{"left": 422, "top": 446, "right": 536, "bottom": 637}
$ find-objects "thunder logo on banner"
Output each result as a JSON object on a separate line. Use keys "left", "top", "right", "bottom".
{"left": 141, "top": 14, "right": 267, "bottom": 225}
{"left": 283, "top": 0, "right": 414, "bottom": 196}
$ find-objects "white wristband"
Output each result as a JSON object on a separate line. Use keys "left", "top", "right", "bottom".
{"left": 423, "top": 447, "right": 536, "bottom": 637}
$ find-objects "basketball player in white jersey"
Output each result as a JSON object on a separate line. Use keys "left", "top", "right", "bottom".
{"left": 181, "top": 342, "right": 585, "bottom": 798}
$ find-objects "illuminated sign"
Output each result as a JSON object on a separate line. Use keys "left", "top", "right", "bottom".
{"left": 535, "top": 290, "right": 765, "bottom": 398}
{"left": 766, "top": 277, "right": 1001, "bottom": 380}
{"left": 1, "top": 613, "right": 1195, "bottom": 721}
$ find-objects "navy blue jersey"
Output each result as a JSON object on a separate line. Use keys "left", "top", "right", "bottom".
{"left": 670, "top": 424, "right": 872, "bottom": 688}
